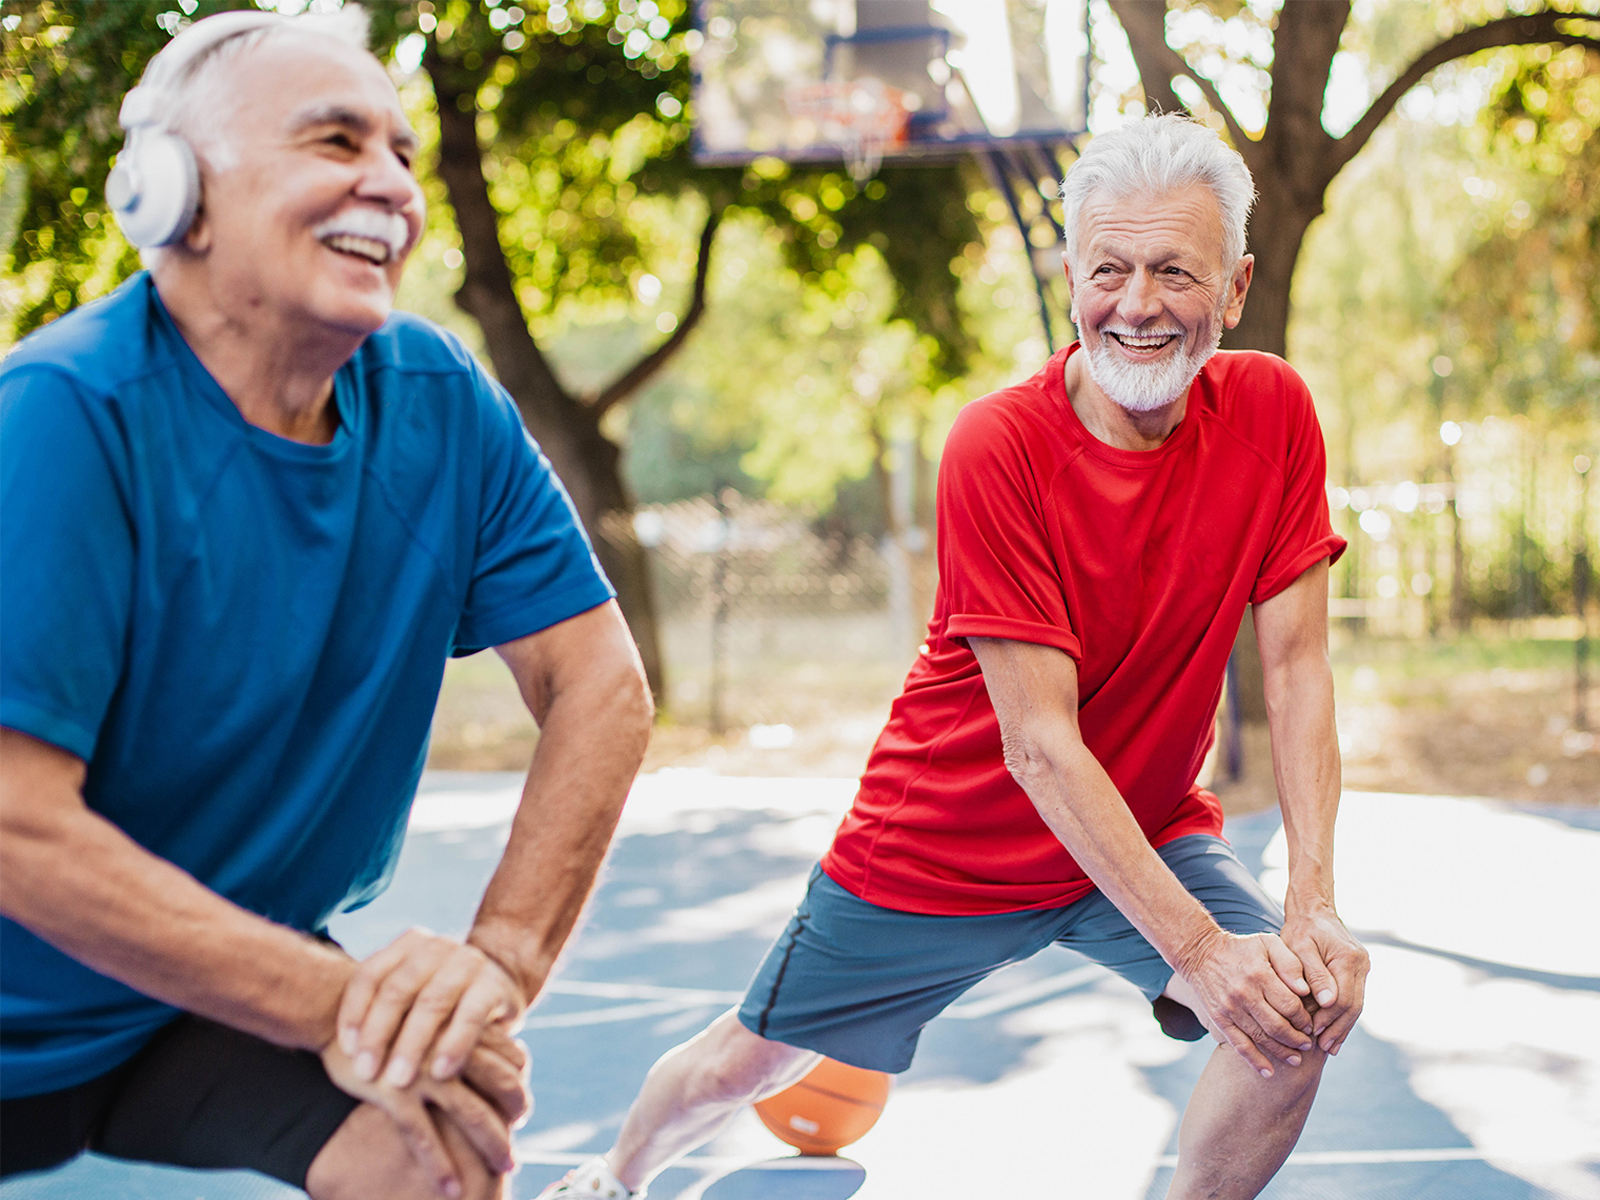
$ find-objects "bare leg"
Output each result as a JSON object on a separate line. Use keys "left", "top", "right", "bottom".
{"left": 306, "top": 1103, "right": 507, "bottom": 1200}
{"left": 1161, "top": 977, "right": 1326, "bottom": 1200}
{"left": 605, "top": 1009, "right": 821, "bottom": 1192}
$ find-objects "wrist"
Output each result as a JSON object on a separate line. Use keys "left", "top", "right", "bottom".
{"left": 267, "top": 935, "right": 355, "bottom": 1054}
{"left": 1168, "top": 918, "right": 1228, "bottom": 981}
{"left": 1283, "top": 886, "right": 1337, "bottom": 919}
{"left": 467, "top": 922, "right": 548, "bottom": 1009}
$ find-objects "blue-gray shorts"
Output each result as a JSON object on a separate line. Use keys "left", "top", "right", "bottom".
{"left": 736, "top": 834, "right": 1282, "bottom": 1073}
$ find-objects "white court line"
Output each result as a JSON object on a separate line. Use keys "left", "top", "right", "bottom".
{"left": 529, "top": 970, "right": 1108, "bottom": 1029}
{"left": 516, "top": 1151, "right": 861, "bottom": 1170}
{"left": 525, "top": 981, "right": 744, "bottom": 1028}
{"left": 522, "top": 1147, "right": 1502, "bottom": 1170}
{"left": 1155, "top": 1148, "right": 1492, "bottom": 1167}
{"left": 543, "top": 981, "right": 745, "bottom": 1004}
{"left": 525, "top": 999, "right": 720, "bottom": 1029}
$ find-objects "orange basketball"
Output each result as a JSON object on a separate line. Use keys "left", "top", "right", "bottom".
{"left": 753, "top": 1057, "right": 891, "bottom": 1156}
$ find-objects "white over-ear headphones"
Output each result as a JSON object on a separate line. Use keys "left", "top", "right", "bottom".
{"left": 106, "top": 11, "right": 283, "bottom": 249}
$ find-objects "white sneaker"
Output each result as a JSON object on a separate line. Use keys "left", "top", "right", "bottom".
{"left": 535, "top": 1157, "right": 637, "bottom": 1199}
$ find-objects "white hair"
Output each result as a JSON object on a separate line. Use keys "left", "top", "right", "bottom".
{"left": 1059, "top": 113, "right": 1256, "bottom": 272}
{"left": 137, "top": 5, "right": 372, "bottom": 266}
{"left": 160, "top": 5, "right": 372, "bottom": 167}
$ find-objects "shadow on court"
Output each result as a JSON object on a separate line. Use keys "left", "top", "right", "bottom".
{"left": 4, "top": 774, "right": 1596, "bottom": 1199}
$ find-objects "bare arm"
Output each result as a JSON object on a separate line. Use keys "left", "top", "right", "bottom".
{"left": 969, "top": 637, "right": 1317, "bottom": 1077}
{"left": 1253, "top": 559, "right": 1369, "bottom": 1054}
{"left": 341, "top": 600, "right": 653, "bottom": 1086}
{"left": 0, "top": 729, "right": 518, "bottom": 1194}
{"left": 0, "top": 729, "right": 353, "bottom": 1046}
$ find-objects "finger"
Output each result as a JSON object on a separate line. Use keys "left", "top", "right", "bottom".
{"left": 337, "top": 937, "right": 414, "bottom": 1063}
{"left": 478, "top": 1024, "right": 529, "bottom": 1074}
{"left": 1319, "top": 1004, "right": 1363, "bottom": 1055}
{"left": 1316, "top": 949, "right": 1370, "bottom": 1045}
{"left": 1318, "top": 974, "right": 1367, "bottom": 1054}
{"left": 1296, "top": 941, "right": 1339, "bottom": 1011}
{"left": 358, "top": 941, "right": 454, "bottom": 1081}
{"left": 384, "top": 950, "right": 486, "bottom": 1088}
{"left": 461, "top": 1041, "right": 532, "bottom": 1126}
{"left": 429, "top": 969, "right": 520, "bottom": 1082}
{"left": 1265, "top": 934, "right": 1312, "bottom": 999}
{"left": 1246, "top": 982, "right": 1316, "bottom": 1057}
{"left": 432, "top": 1078, "right": 516, "bottom": 1176}
{"left": 381, "top": 1091, "right": 466, "bottom": 1200}
{"left": 1218, "top": 1018, "right": 1278, "bottom": 1078}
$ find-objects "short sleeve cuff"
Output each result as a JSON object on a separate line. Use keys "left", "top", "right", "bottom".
{"left": 945, "top": 614, "right": 1082, "bottom": 659}
{"left": 1250, "top": 534, "right": 1347, "bottom": 606}
{"left": 452, "top": 574, "right": 616, "bottom": 656}
{"left": 0, "top": 697, "right": 97, "bottom": 763}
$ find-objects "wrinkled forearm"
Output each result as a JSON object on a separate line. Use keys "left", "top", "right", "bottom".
{"left": 1005, "top": 720, "right": 1223, "bottom": 976}
{"left": 0, "top": 749, "right": 352, "bottom": 1051}
{"left": 467, "top": 639, "right": 652, "bottom": 1005}
{"left": 1263, "top": 647, "right": 1341, "bottom": 911}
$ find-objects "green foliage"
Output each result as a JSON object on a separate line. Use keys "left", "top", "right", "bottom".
{"left": 0, "top": 1, "right": 247, "bottom": 335}
{"left": 1448, "top": 43, "right": 1599, "bottom": 419}
{"left": 1291, "top": 30, "right": 1598, "bottom": 623}
{"left": 418, "top": 0, "right": 980, "bottom": 378}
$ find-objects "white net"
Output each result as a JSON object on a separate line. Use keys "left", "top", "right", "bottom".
{"left": 784, "top": 79, "right": 912, "bottom": 182}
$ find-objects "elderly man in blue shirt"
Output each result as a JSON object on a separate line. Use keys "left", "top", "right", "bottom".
{"left": 0, "top": 9, "right": 652, "bottom": 1199}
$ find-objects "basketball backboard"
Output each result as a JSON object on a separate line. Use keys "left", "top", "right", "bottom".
{"left": 691, "top": 0, "right": 1089, "bottom": 176}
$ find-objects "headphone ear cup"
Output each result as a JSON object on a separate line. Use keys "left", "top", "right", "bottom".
{"left": 108, "top": 131, "right": 200, "bottom": 249}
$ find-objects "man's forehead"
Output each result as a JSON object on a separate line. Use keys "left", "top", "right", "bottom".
{"left": 233, "top": 36, "right": 411, "bottom": 136}
{"left": 1079, "top": 187, "right": 1225, "bottom": 257}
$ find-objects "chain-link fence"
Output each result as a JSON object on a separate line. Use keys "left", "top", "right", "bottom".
{"left": 602, "top": 491, "right": 926, "bottom": 733}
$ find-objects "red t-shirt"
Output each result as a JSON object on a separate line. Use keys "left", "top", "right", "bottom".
{"left": 821, "top": 345, "right": 1346, "bottom": 915}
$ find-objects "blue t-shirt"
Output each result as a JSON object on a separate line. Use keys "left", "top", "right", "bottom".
{"left": 0, "top": 275, "right": 615, "bottom": 1096}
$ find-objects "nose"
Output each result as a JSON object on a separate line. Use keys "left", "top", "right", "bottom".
{"left": 1119, "top": 267, "right": 1164, "bottom": 326}
{"left": 356, "top": 145, "right": 424, "bottom": 228}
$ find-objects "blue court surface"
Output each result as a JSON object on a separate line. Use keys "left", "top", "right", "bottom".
{"left": 6, "top": 773, "right": 1598, "bottom": 1199}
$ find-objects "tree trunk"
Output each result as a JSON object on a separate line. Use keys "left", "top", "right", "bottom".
{"left": 1222, "top": 181, "right": 1322, "bottom": 359}
{"left": 426, "top": 49, "right": 666, "bottom": 699}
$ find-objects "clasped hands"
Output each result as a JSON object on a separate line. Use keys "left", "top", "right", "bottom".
{"left": 1175, "top": 905, "right": 1369, "bottom": 1080}
{"left": 319, "top": 927, "right": 534, "bottom": 1199}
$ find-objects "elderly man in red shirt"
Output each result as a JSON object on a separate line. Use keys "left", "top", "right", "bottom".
{"left": 543, "top": 113, "right": 1369, "bottom": 1200}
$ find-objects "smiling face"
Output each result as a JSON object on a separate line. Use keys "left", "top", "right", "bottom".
{"left": 1066, "top": 185, "right": 1251, "bottom": 414}
{"left": 178, "top": 34, "right": 424, "bottom": 341}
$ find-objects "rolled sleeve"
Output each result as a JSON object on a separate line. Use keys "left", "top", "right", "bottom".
{"left": 937, "top": 401, "right": 1080, "bottom": 657}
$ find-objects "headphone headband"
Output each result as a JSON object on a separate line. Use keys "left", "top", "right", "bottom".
{"left": 108, "top": 10, "right": 286, "bottom": 248}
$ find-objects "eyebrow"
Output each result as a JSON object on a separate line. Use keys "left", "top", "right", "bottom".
{"left": 287, "top": 102, "right": 421, "bottom": 155}
{"left": 1089, "top": 241, "right": 1198, "bottom": 267}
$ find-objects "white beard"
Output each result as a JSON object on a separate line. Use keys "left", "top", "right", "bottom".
{"left": 1080, "top": 305, "right": 1226, "bottom": 414}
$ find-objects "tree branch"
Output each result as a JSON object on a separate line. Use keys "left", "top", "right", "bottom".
{"left": 1107, "top": 0, "right": 1257, "bottom": 171}
{"left": 588, "top": 206, "right": 721, "bottom": 420}
{"left": 1328, "top": 12, "right": 1600, "bottom": 180}
{"left": 424, "top": 41, "right": 579, "bottom": 435}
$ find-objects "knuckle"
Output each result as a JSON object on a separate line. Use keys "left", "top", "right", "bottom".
{"left": 376, "top": 974, "right": 417, "bottom": 1002}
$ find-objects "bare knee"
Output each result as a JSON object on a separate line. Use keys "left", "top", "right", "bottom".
{"left": 306, "top": 1103, "right": 504, "bottom": 1200}
{"left": 674, "top": 1011, "right": 819, "bottom": 1108}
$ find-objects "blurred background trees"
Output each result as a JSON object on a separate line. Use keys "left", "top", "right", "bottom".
{"left": 4, "top": 0, "right": 1597, "bottom": 759}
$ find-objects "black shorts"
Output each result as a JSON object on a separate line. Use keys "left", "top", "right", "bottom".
{"left": 0, "top": 1013, "right": 360, "bottom": 1187}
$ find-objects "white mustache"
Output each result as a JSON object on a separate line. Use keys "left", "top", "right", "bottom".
{"left": 312, "top": 208, "right": 410, "bottom": 262}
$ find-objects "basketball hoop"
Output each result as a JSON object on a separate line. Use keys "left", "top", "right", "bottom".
{"left": 784, "top": 78, "right": 913, "bottom": 183}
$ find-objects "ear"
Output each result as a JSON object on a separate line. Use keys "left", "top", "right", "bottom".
{"left": 1061, "top": 250, "right": 1078, "bottom": 324}
{"left": 177, "top": 185, "right": 213, "bottom": 254}
{"left": 1222, "top": 254, "right": 1253, "bottom": 329}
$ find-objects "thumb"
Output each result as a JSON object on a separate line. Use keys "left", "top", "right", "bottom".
{"left": 1299, "top": 945, "right": 1338, "bottom": 1010}
{"left": 1265, "top": 934, "right": 1310, "bottom": 997}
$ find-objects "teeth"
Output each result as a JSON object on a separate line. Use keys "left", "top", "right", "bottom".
{"left": 312, "top": 209, "right": 409, "bottom": 265}
{"left": 322, "top": 233, "right": 389, "bottom": 264}
{"left": 1110, "top": 332, "right": 1177, "bottom": 349}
